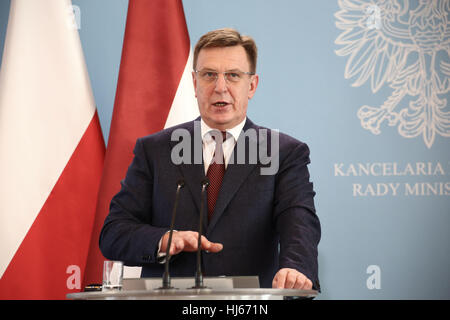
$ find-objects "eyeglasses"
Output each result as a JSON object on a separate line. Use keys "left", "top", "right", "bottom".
{"left": 194, "top": 69, "right": 255, "bottom": 84}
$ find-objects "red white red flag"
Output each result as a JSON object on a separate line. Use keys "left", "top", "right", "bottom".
{"left": 0, "top": 0, "right": 105, "bottom": 299}
{"left": 82, "top": 0, "right": 198, "bottom": 286}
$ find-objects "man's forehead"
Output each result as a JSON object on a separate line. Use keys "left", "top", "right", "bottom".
{"left": 196, "top": 46, "right": 250, "bottom": 70}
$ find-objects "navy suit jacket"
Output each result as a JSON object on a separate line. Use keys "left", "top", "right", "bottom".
{"left": 99, "top": 118, "right": 321, "bottom": 289}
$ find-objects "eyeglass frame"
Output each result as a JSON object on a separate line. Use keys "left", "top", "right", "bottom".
{"left": 193, "top": 69, "right": 256, "bottom": 84}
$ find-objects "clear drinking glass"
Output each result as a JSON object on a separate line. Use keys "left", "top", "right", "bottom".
{"left": 102, "top": 260, "right": 124, "bottom": 292}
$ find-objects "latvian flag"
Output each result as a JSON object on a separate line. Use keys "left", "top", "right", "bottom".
{"left": 82, "top": 0, "right": 198, "bottom": 286}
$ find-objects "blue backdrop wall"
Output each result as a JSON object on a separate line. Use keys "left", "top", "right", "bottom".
{"left": 1, "top": 0, "right": 449, "bottom": 299}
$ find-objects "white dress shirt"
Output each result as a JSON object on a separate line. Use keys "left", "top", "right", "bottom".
{"left": 201, "top": 118, "right": 246, "bottom": 173}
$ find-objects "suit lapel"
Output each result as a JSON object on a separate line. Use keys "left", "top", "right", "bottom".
{"left": 207, "top": 118, "right": 261, "bottom": 233}
{"left": 169, "top": 120, "right": 206, "bottom": 224}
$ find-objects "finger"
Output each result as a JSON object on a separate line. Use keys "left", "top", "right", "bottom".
{"left": 169, "top": 239, "right": 178, "bottom": 255}
{"left": 293, "top": 274, "right": 306, "bottom": 290}
{"left": 171, "top": 231, "right": 199, "bottom": 252}
{"left": 199, "top": 236, "right": 223, "bottom": 252}
{"left": 272, "top": 275, "right": 278, "bottom": 289}
{"left": 285, "top": 271, "right": 297, "bottom": 289}
{"left": 159, "top": 232, "right": 170, "bottom": 254}
{"left": 184, "top": 234, "right": 199, "bottom": 251}
{"left": 172, "top": 238, "right": 185, "bottom": 254}
{"left": 208, "top": 242, "right": 223, "bottom": 252}
{"left": 168, "top": 242, "right": 176, "bottom": 255}
{"left": 273, "top": 271, "right": 286, "bottom": 289}
{"left": 200, "top": 235, "right": 211, "bottom": 250}
{"left": 302, "top": 279, "right": 313, "bottom": 290}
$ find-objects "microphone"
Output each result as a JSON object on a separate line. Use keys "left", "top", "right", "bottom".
{"left": 160, "top": 179, "right": 185, "bottom": 289}
{"left": 191, "top": 178, "right": 209, "bottom": 289}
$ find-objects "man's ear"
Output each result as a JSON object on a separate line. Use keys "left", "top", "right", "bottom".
{"left": 192, "top": 71, "right": 198, "bottom": 97}
{"left": 248, "top": 74, "right": 259, "bottom": 99}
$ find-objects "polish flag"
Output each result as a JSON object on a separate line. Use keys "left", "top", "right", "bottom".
{"left": 82, "top": 0, "right": 198, "bottom": 286}
{"left": 0, "top": 0, "right": 105, "bottom": 299}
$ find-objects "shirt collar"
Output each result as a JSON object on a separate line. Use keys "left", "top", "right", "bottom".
{"left": 200, "top": 117, "right": 247, "bottom": 142}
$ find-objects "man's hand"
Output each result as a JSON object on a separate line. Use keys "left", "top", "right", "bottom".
{"left": 272, "top": 268, "right": 313, "bottom": 290}
{"left": 159, "top": 231, "right": 223, "bottom": 255}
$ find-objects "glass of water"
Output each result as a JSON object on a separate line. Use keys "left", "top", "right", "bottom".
{"left": 102, "top": 260, "right": 124, "bottom": 292}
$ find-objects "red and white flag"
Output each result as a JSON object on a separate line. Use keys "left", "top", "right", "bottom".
{"left": 82, "top": 0, "right": 198, "bottom": 286}
{"left": 0, "top": 0, "right": 105, "bottom": 299}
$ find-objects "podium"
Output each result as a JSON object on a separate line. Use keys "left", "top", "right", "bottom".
{"left": 67, "top": 276, "right": 318, "bottom": 300}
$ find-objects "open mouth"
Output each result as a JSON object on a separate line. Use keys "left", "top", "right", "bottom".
{"left": 212, "top": 101, "right": 230, "bottom": 107}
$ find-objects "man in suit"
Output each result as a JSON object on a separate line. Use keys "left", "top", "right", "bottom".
{"left": 99, "top": 28, "right": 321, "bottom": 290}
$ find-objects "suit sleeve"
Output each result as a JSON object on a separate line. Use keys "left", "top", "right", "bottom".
{"left": 273, "top": 141, "right": 321, "bottom": 291}
{"left": 99, "top": 138, "right": 168, "bottom": 266}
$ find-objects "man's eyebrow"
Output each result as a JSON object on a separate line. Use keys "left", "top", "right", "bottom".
{"left": 198, "top": 68, "right": 244, "bottom": 72}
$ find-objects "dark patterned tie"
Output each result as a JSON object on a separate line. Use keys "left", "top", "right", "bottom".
{"left": 206, "top": 131, "right": 227, "bottom": 222}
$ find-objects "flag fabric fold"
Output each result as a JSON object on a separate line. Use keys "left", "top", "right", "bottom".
{"left": 83, "top": 0, "right": 198, "bottom": 286}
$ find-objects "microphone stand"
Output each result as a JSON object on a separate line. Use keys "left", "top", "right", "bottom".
{"left": 191, "top": 178, "right": 209, "bottom": 289}
{"left": 159, "top": 179, "right": 185, "bottom": 289}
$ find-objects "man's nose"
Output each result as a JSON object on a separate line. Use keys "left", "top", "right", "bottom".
{"left": 214, "top": 73, "right": 228, "bottom": 93}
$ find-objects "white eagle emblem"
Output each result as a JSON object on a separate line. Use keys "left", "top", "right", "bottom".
{"left": 335, "top": 0, "right": 450, "bottom": 148}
